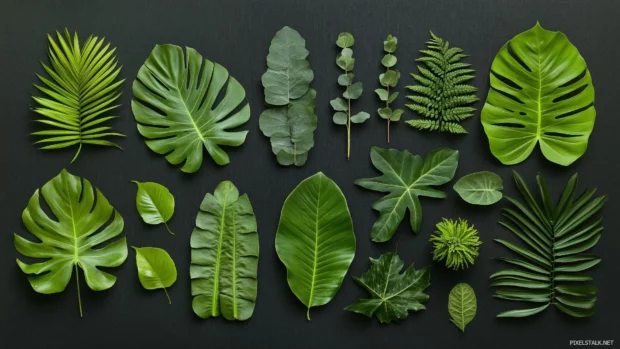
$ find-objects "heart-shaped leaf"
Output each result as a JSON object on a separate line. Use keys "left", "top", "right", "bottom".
{"left": 132, "top": 181, "right": 175, "bottom": 234}
{"left": 133, "top": 246, "right": 177, "bottom": 304}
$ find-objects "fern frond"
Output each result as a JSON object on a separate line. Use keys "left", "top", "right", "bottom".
{"left": 491, "top": 172, "right": 606, "bottom": 318}
{"left": 32, "top": 28, "right": 125, "bottom": 162}
{"left": 405, "top": 32, "right": 477, "bottom": 134}
{"left": 406, "top": 119, "right": 440, "bottom": 131}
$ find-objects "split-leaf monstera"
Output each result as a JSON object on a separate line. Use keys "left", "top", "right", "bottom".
{"left": 355, "top": 147, "right": 459, "bottom": 242}
{"left": 14, "top": 169, "right": 128, "bottom": 317}
{"left": 132, "top": 44, "right": 250, "bottom": 173}
{"left": 275, "top": 172, "right": 355, "bottom": 320}
{"left": 481, "top": 23, "right": 596, "bottom": 166}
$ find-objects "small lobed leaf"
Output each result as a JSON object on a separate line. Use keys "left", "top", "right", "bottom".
{"left": 336, "top": 32, "right": 355, "bottom": 48}
{"left": 448, "top": 283, "right": 477, "bottom": 332}
{"left": 453, "top": 171, "right": 503, "bottom": 205}
{"left": 343, "top": 82, "right": 363, "bottom": 100}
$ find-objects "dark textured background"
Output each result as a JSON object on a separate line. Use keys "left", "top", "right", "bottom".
{"left": 1, "top": 0, "right": 619, "bottom": 348}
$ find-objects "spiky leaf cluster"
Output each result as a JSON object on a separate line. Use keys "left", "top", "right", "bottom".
{"left": 375, "top": 35, "right": 403, "bottom": 143}
{"left": 32, "top": 29, "right": 125, "bottom": 162}
{"left": 406, "top": 32, "right": 478, "bottom": 134}
{"left": 330, "top": 32, "right": 369, "bottom": 160}
{"left": 429, "top": 218, "right": 481, "bottom": 270}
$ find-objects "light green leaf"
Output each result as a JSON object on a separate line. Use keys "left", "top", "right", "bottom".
{"left": 390, "top": 109, "right": 404, "bottom": 121}
{"left": 340, "top": 48, "right": 353, "bottom": 58}
{"left": 337, "top": 55, "right": 355, "bottom": 71}
{"left": 132, "top": 181, "right": 175, "bottom": 235}
{"left": 384, "top": 35, "right": 398, "bottom": 53}
{"left": 380, "top": 70, "right": 400, "bottom": 87}
{"left": 449, "top": 283, "right": 477, "bottom": 332}
{"left": 336, "top": 32, "right": 354, "bottom": 48}
{"left": 133, "top": 246, "right": 177, "bottom": 304}
{"left": 343, "top": 82, "right": 363, "bottom": 100}
{"left": 275, "top": 172, "right": 355, "bottom": 320}
{"left": 481, "top": 23, "right": 595, "bottom": 166}
{"left": 351, "top": 112, "right": 370, "bottom": 124}
{"left": 14, "top": 169, "right": 127, "bottom": 317}
{"left": 381, "top": 54, "right": 397, "bottom": 68}
{"left": 375, "top": 88, "right": 388, "bottom": 101}
{"left": 190, "top": 181, "right": 259, "bottom": 321}
{"left": 338, "top": 73, "right": 354, "bottom": 86}
{"left": 132, "top": 44, "right": 250, "bottom": 173}
{"left": 333, "top": 112, "right": 348, "bottom": 125}
{"left": 346, "top": 252, "right": 430, "bottom": 323}
{"left": 355, "top": 147, "right": 459, "bottom": 242}
{"left": 330, "top": 97, "right": 348, "bottom": 111}
{"left": 453, "top": 171, "right": 503, "bottom": 205}
{"left": 387, "top": 92, "right": 399, "bottom": 104}
{"left": 378, "top": 107, "right": 392, "bottom": 120}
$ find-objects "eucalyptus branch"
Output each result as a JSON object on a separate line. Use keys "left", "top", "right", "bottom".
{"left": 375, "top": 35, "right": 403, "bottom": 143}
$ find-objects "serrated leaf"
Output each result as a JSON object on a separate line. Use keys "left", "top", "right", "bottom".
{"left": 132, "top": 181, "right": 175, "bottom": 235}
{"left": 276, "top": 172, "right": 356, "bottom": 320}
{"left": 343, "top": 82, "right": 363, "bottom": 100}
{"left": 338, "top": 73, "right": 354, "bottom": 86}
{"left": 381, "top": 54, "right": 397, "bottom": 68}
{"left": 355, "top": 147, "right": 459, "bottom": 242}
{"left": 333, "top": 112, "right": 348, "bottom": 125}
{"left": 330, "top": 97, "right": 348, "bottom": 111}
{"left": 346, "top": 252, "right": 430, "bottom": 323}
{"left": 336, "top": 32, "right": 354, "bottom": 48}
{"left": 453, "top": 171, "right": 503, "bottom": 205}
{"left": 133, "top": 246, "right": 177, "bottom": 304}
{"left": 190, "top": 181, "right": 259, "bottom": 321}
{"left": 375, "top": 88, "right": 388, "bottom": 101}
{"left": 351, "top": 112, "right": 370, "bottom": 124}
{"left": 448, "top": 283, "right": 477, "bottom": 331}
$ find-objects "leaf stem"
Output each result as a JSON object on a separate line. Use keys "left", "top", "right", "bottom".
{"left": 163, "top": 222, "right": 175, "bottom": 235}
{"left": 386, "top": 67, "right": 391, "bottom": 144}
{"left": 163, "top": 287, "right": 171, "bottom": 304}
{"left": 71, "top": 143, "right": 83, "bottom": 163}
{"left": 75, "top": 264, "right": 83, "bottom": 318}
{"left": 306, "top": 307, "right": 311, "bottom": 321}
{"left": 346, "top": 78, "right": 351, "bottom": 160}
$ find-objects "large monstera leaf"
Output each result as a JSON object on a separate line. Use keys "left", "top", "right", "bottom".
{"left": 14, "top": 169, "right": 127, "bottom": 317}
{"left": 132, "top": 44, "right": 250, "bottom": 173}
{"left": 481, "top": 23, "right": 595, "bottom": 166}
{"left": 275, "top": 172, "right": 355, "bottom": 320}
{"left": 190, "top": 181, "right": 258, "bottom": 321}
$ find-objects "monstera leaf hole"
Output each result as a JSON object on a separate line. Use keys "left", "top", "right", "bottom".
{"left": 132, "top": 45, "right": 250, "bottom": 173}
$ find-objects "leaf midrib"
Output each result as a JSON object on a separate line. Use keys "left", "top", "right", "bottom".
{"left": 212, "top": 188, "right": 230, "bottom": 316}
{"left": 307, "top": 175, "right": 322, "bottom": 315}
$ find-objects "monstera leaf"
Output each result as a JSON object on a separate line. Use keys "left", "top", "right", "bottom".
{"left": 275, "top": 172, "right": 356, "bottom": 320}
{"left": 190, "top": 181, "right": 258, "bottom": 321}
{"left": 355, "top": 147, "right": 459, "bottom": 242}
{"left": 14, "top": 169, "right": 128, "bottom": 317}
{"left": 481, "top": 23, "right": 596, "bottom": 166}
{"left": 132, "top": 44, "right": 250, "bottom": 173}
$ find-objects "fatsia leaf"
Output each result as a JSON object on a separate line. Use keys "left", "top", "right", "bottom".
{"left": 345, "top": 252, "right": 430, "bottom": 324}
{"left": 132, "top": 247, "right": 177, "bottom": 304}
{"left": 32, "top": 29, "right": 125, "bottom": 163}
{"left": 491, "top": 172, "right": 606, "bottom": 318}
{"left": 448, "top": 283, "right": 477, "bottom": 332}
{"left": 275, "top": 172, "right": 355, "bottom": 320}
{"left": 14, "top": 169, "right": 127, "bottom": 317}
{"left": 260, "top": 26, "right": 317, "bottom": 166}
{"left": 190, "top": 181, "right": 258, "bottom": 321}
{"left": 481, "top": 23, "right": 595, "bottom": 166}
{"left": 132, "top": 44, "right": 250, "bottom": 173}
{"left": 355, "top": 147, "right": 459, "bottom": 242}
{"left": 132, "top": 181, "right": 175, "bottom": 235}
{"left": 453, "top": 171, "right": 503, "bottom": 205}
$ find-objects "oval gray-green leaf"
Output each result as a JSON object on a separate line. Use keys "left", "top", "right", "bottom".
{"left": 133, "top": 246, "right": 177, "bottom": 304}
{"left": 453, "top": 171, "right": 503, "bottom": 205}
{"left": 448, "top": 283, "right": 477, "bottom": 332}
{"left": 333, "top": 112, "right": 348, "bottom": 125}
{"left": 338, "top": 73, "right": 354, "bottom": 86}
{"left": 343, "top": 82, "right": 363, "bottom": 100}
{"left": 330, "top": 98, "right": 348, "bottom": 112}
{"left": 132, "top": 181, "right": 175, "bottom": 235}
{"left": 351, "top": 112, "right": 370, "bottom": 124}
{"left": 381, "top": 54, "right": 397, "bottom": 68}
{"left": 336, "top": 32, "right": 354, "bottom": 48}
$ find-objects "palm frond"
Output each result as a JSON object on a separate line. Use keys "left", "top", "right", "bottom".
{"left": 32, "top": 28, "right": 125, "bottom": 162}
{"left": 491, "top": 171, "right": 606, "bottom": 318}
{"left": 405, "top": 31, "right": 478, "bottom": 134}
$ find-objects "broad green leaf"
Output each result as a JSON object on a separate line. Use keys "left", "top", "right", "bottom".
{"left": 351, "top": 112, "right": 370, "bottom": 124}
{"left": 448, "top": 283, "right": 477, "bottom": 331}
{"left": 330, "top": 97, "right": 348, "bottom": 112}
{"left": 346, "top": 252, "right": 430, "bottom": 323}
{"left": 375, "top": 88, "right": 388, "bottom": 101}
{"left": 333, "top": 112, "right": 348, "bottom": 125}
{"left": 453, "top": 171, "right": 503, "bottom": 205}
{"left": 14, "top": 169, "right": 127, "bottom": 317}
{"left": 32, "top": 29, "right": 124, "bottom": 162}
{"left": 481, "top": 23, "right": 595, "bottom": 166}
{"left": 336, "top": 32, "right": 354, "bottom": 48}
{"left": 275, "top": 172, "right": 355, "bottom": 320}
{"left": 190, "top": 181, "right": 258, "bottom": 321}
{"left": 338, "top": 73, "right": 354, "bottom": 86}
{"left": 343, "top": 82, "right": 363, "bottom": 100}
{"left": 355, "top": 147, "right": 459, "bottom": 242}
{"left": 381, "top": 54, "right": 397, "bottom": 68}
{"left": 132, "top": 44, "right": 249, "bottom": 173}
{"left": 133, "top": 247, "right": 177, "bottom": 304}
{"left": 132, "top": 181, "right": 175, "bottom": 235}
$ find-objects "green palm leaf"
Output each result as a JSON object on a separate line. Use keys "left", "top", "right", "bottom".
{"left": 491, "top": 171, "right": 606, "bottom": 318}
{"left": 32, "top": 29, "right": 125, "bottom": 162}
{"left": 132, "top": 44, "right": 250, "bottom": 173}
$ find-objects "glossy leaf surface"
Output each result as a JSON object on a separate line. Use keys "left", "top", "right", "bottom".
{"left": 133, "top": 246, "right": 177, "bottom": 304}
{"left": 132, "top": 181, "right": 175, "bottom": 234}
{"left": 453, "top": 171, "right": 503, "bottom": 205}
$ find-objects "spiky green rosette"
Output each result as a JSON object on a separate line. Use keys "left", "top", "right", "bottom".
{"left": 429, "top": 218, "right": 481, "bottom": 270}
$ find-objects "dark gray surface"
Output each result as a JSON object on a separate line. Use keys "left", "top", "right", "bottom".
{"left": 1, "top": 0, "right": 619, "bottom": 348}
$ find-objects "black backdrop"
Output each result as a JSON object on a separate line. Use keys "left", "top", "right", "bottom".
{"left": 1, "top": 0, "right": 619, "bottom": 348}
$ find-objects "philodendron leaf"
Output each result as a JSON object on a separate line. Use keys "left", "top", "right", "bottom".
{"left": 133, "top": 246, "right": 177, "bottom": 304}
{"left": 14, "top": 169, "right": 128, "bottom": 317}
{"left": 481, "top": 23, "right": 595, "bottom": 166}
{"left": 453, "top": 171, "right": 503, "bottom": 205}
{"left": 275, "top": 172, "right": 355, "bottom": 320}
{"left": 132, "top": 181, "right": 175, "bottom": 234}
{"left": 190, "top": 181, "right": 258, "bottom": 321}
{"left": 448, "top": 283, "right": 477, "bottom": 332}
{"left": 132, "top": 44, "right": 250, "bottom": 173}
{"left": 355, "top": 147, "right": 459, "bottom": 242}
{"left": 346, "top": 252, "right": 430, "bottom": 324}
